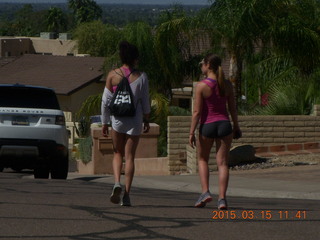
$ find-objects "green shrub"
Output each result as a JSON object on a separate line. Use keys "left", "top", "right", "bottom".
{"left": 78, "top": 136, "right": 92, "bottom": 164}
{"left": 169, "top": 105, "right": 191, "bottom": 116}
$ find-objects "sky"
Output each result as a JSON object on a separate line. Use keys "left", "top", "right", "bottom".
{"left": 0, "top": 0, "right": 210, "bottom": 5}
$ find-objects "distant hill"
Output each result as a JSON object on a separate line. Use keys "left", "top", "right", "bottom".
{"left": 0, "top": 0, "right": 210, "bottom": 5}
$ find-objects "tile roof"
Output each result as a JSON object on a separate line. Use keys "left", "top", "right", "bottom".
{"left": 0, "top": 54, "right": 105, "bottom": 95}
{"left": 0, "top": 57, "right": 18, "bottom": 67}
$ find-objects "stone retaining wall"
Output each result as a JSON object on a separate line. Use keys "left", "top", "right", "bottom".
{"left": 186, "top": 145, "right": 217, "bottom": 174}
{"left": 236, "top": 115, "right": 320, "bottom": 146}
{"left": 167, "top": 116, "right": 190, "bottom": 174}
{"left": 168, "top": 112, "right": 320, "bottom": 174}
{"left": 314, "top": 104, "right": 320, "bottom": 116}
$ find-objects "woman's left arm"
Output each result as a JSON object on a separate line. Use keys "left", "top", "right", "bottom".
{"left": 101, "top": 71, "right": 114, "bottom": 137}
{"left": 141, "top": 73, "right": 151, "bottom": 133}
{"left": 226, "top": 80, "right": 241, "bottom": 139}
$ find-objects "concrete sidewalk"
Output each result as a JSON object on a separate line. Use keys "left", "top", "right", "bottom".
{"left": 69, "top": 164, "right": 320, "bottom": 201}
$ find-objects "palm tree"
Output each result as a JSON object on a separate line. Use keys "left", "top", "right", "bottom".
{"left": 154, "top": 7, "right": 199, "bottom": 97}
{"left": 240, "top": 0, "right": 320, "bottom": 115}
{"left": 204, "top": 0, "right": 320, "bottom": 108}
{"left": 46, "top": 7, "right": 66, "bottom": 33}
{"left": 264, "top": 0, "right": 320, "bottom": 74}
{"left": 203, "top": 0, "right": 263, "bottom": 104}
{"left": 14, "top": 4, "right": 35, "bottom": 36}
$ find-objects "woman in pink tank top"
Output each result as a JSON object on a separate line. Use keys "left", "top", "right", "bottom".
{"left": 189, "top": 54, "right": 241, "bottom": 209}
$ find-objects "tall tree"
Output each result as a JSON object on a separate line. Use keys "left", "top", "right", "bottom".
{"left": 204, "top": 0, "right": 259, "bottom": 104}
{"left": 68, "top": 0, "right": 102, "bottom": 26}
{"left": 154, "top": 5, "right": 199, "bottom": 97}
{"left": 264, "top": 0, "right": 320, "bottom": 74}
{"left": 122, "top": 22, "right": 157, "bottom": 88}
{"left": 46, "top": 7, "right": 67, "bottom": 33}
{"left": 13, "top": 4, "right": 34, "bottom": 36}
{"left": 205, "top": 0, "right": 320, "bottom": 107}
{"left": 74, "top": 20, "right": 122, "bottom": 57}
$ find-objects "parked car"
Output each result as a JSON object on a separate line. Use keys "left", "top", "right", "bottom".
{"left": 0, "top": 84, "right": 69, "bottom": 179}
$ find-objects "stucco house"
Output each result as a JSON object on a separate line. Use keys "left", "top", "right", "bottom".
{"left": 0, "top": 34, "right": 77, "bottom": 57}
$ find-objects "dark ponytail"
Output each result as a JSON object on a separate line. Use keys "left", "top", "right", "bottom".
{"left": 119, "top": 41, "right": 139, "bottom": 67}
{"left": 204, "top": 54, "right": 226, "bottom": 97}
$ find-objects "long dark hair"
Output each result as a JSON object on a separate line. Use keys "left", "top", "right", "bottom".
{"left": 203, "top": 54, "right": 226, "bottom": 97}
{"left": 119, "top": 41, "right": 139, "bottom": 67}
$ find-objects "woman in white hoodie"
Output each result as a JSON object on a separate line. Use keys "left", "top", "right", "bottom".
{"left": 101, "top": 41, "right": 151, "bottom": 206}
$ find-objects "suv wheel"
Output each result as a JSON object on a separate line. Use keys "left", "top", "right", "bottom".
{"left": 34, "top": 165, "right": 50, "bottom": 179}
{"left": 51, "top": 156, "right": 69, "bottom": 179}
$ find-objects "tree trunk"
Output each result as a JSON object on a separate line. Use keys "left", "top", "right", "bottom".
{"left": 258, "top": 87, "right": 262, "bottom": 106}
{"left": 236, "top": 58, "right": 243, "bottom": 106}
{"left": 229, "top": 54, "right": 242, "bottom": 109}
{"left": 228, "top": 54, "right": 237, "bottom": 84}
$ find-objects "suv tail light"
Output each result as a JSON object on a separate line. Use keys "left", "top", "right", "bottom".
{"left": 55, "top": 115, "right": 66, "bottom": 125}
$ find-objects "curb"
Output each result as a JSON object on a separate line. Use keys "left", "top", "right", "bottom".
{"left": 255, "top": 142, "right": 320, "bottom": 158}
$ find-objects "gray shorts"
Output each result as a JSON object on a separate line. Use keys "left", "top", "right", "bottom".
{"left": 199, "top": 120, "right": 232, "bottom": 139}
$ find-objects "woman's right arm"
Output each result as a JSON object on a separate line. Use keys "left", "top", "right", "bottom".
{"left": 106, "top": 71, "right": 114, "bottom": 92}
{"left": 189, "top": 83, "right": 204, "bottom": 148}
{"left": 101, "top": 72, "right": 113, "bottom": 137}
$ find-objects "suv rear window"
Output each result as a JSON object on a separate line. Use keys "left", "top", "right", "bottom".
{"left": 0, "top": 86, "right": 60, "bottom": 110}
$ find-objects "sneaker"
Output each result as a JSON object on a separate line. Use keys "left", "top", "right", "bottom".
{"left": 121, "top": 193, "right": 131, "bottom": 207}
{"left": 195, "top": 191, "right": 213, "bottom": 208}
{"left": 218, "top": 198, "right": 228, "bottom": 210}
{"left": 110, "top": 183, "right": 122, "bottom": 204}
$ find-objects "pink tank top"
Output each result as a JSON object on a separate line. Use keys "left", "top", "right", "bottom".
{"left": 112, "top": 67, "right": 132, "bottom": 92}
{"left": 200, "top": 78, "right": 229, "bottom": 124}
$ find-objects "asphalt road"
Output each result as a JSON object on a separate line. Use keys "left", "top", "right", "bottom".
{"left": 1, "top": 170, "right": 320, "bottom": 240}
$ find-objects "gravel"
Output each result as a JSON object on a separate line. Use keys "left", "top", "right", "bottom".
{"left": 229, "top": 153, "right": 320, "bottom": 171}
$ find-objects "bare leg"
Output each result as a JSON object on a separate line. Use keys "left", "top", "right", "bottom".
{"left": 124, "top": 134, "right": 140, "bottom": 194}
{"left": 197, "top": 134, "right": 214, "bottom": 193}
{"left": 111, "top": 130, "right": 126, "bottom": 183}
{"left": 215, "top": 134, "right": 232, "bottom": 199}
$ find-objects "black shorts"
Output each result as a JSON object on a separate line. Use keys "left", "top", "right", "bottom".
{"left": 199, "top": 120, "right": 232, "bottom": 139}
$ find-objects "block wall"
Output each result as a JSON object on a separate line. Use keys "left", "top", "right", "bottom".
{"left": 236, "top": 115, "right": 320, "bottom": 146}
{"left": 167, "top": 116, "right": 190, "bottom": 174}
{"left": 167, "top": 112, "right": 320, "bottom": 174}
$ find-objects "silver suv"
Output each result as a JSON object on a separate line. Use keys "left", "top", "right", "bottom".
{"left": 0, "top": 84, "right": 69, "bottom": 179}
